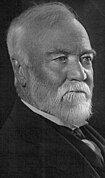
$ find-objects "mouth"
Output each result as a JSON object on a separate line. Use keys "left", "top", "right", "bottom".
{"left": 62, "top": 90, "right": 87, "bottom": 100}
{"left": 62, "top": 90, "right": 88, "bottom": 103}
{"left": 67, "top": 90, "right": 86, "bottom": 94}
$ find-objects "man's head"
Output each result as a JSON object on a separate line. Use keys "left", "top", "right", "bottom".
{"left": 7, "top": 2, "right": 96, "bottom": 128}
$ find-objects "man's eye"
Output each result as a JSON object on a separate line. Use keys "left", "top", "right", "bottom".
{"left": 80, "top": 55, "right": 93, "bottom": 65}
{"left": 53, "top": 56, "right": 67, "bottom": 63}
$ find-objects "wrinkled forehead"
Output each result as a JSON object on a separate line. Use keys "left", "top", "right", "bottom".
{"left": 38, "top": 18, "right": 91, "bottom": 54}
{"left": 22, "top": 17, "right": 91, "bottom": 59}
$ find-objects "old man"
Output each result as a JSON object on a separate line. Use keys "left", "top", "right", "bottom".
{"left": 0, "top": 2, "right": 105, "bottom": 177}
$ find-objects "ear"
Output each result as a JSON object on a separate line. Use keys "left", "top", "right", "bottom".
{"left": 11, "top": 58, "right": 26, "bottom": 87}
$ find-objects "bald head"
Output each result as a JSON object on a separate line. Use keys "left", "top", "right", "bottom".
{"left": 7, "top": 2, "right": 76, "bottom": 63}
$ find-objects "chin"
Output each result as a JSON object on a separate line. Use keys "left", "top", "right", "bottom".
{"left": 41, "top": 93, "right": 92, "bottom": 128}
{"left": 43, "top": 92, "right": 92, "bottom": 127}
{"left": 59, "top": 99, "right": 92, "bottom": 127}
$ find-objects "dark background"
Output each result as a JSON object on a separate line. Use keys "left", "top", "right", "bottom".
{"left": 0, "top": 0, "right": 105, "bottom": 137}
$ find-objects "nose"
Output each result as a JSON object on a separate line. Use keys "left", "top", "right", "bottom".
{"left": 67, "top": 59, "right": 87, "bottom": 81}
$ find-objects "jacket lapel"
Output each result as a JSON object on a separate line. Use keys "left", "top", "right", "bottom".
{"left": 81, "top": 124, "right": 105, "bottom": 160}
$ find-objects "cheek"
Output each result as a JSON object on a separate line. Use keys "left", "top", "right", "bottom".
{"left": 86, "top": 68, "right": 93, "bottom": 91}
{"left": 42, "top": 63, "right": 66, "bottom": 88}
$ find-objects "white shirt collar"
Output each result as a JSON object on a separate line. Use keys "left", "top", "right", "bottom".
{"left": 21, "top": 99, "right": 79, "bottom": 130}
{"left": 21, "top": 99, "right": 64, "bottom": 126}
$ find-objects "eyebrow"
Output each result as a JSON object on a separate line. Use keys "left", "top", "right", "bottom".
{"left": 46, "top": 48, "right": 97, "bottom": 57}
{"left": 80, "top": 49, "right": 96, "bottom": 57}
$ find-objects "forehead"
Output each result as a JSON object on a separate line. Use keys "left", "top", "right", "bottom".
{"left": 38, "top": 18, "right": 92, "bottom": 55}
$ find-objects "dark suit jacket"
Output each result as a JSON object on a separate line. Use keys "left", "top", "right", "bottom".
{"left": 0, "top": 97, "right": 105, "bottom": 178}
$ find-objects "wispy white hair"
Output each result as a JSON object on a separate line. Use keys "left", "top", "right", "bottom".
{"left": 6, "top": 2, "right": 76, "bottom": 65}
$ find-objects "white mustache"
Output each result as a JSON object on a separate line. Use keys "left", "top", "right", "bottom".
{"left": 57, "top": 81, "right": 91, "bottom": 99}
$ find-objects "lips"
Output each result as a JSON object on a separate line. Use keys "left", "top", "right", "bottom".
{"left": 66, "top": 90, "right": 86, "bottom": 95}
{"left": 62, "top": 90, "right": 87, "bottom": 100}
{"left": 70, "top": 90, "right": 86, "bottom": 94}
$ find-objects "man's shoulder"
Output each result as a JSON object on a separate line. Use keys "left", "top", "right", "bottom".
{"left": 0, "top": 99, "right": 70, "bottom": 177}
{"left": 0, "top": 97, "right": 65, "bottom": 150}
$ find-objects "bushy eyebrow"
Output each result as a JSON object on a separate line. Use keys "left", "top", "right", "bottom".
{"left": 80, "top": 49, "right": 96, "bottom": 57}
{"left": 46, "top": 49, "right": 70, "bottom": 56}
{"left": 46, "top": 48, "right": 96, "bottom": 57}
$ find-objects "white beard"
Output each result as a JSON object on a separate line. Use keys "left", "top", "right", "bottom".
{"left": 38, "top": 91, "right": 92, "bottom": 128}
{"left": 29, "top": 74, "right": 92, "bottom": 128}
